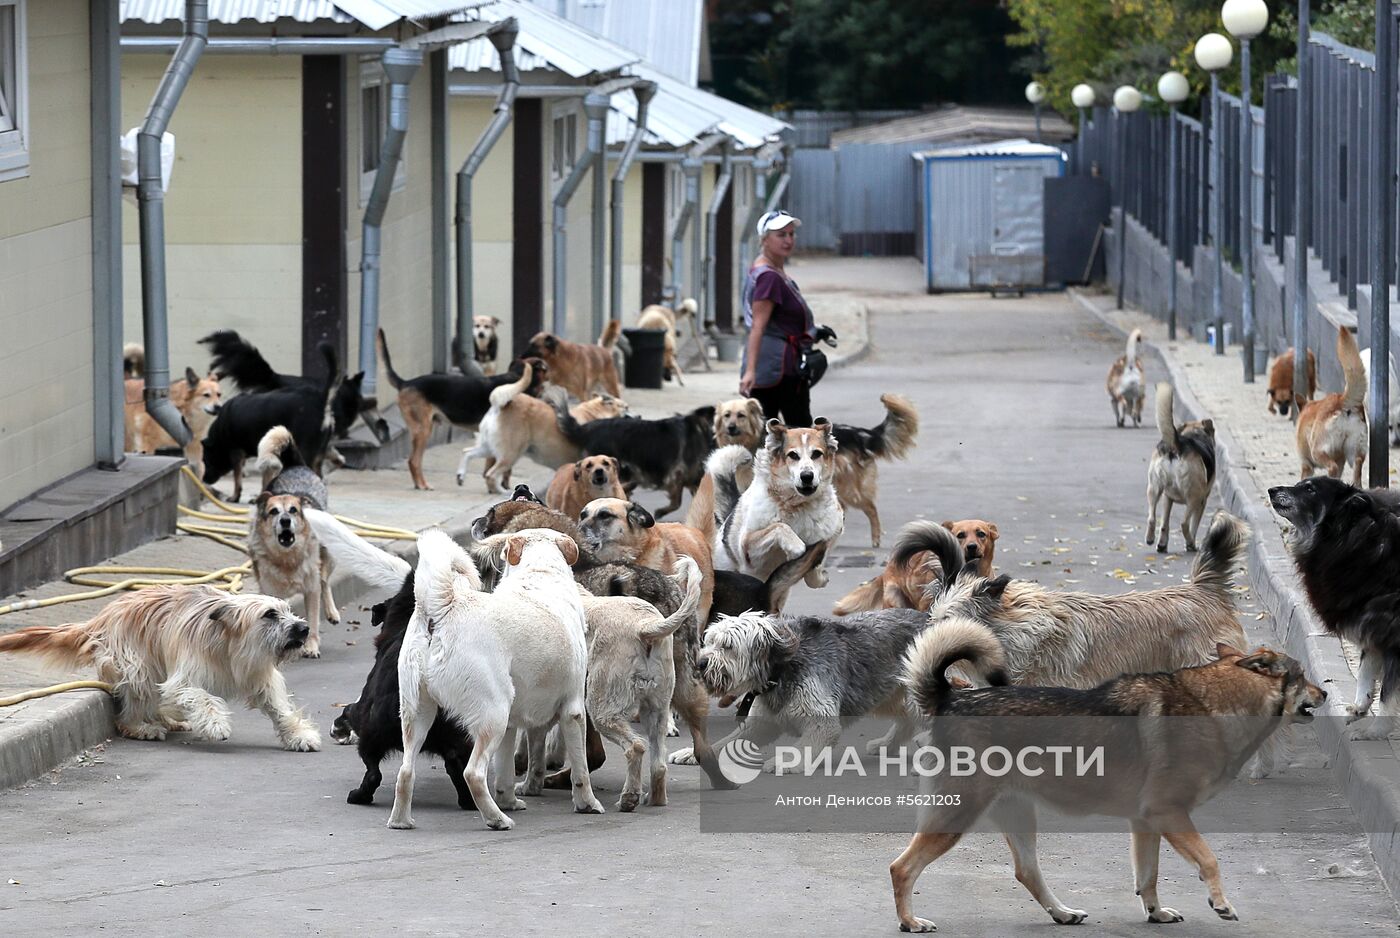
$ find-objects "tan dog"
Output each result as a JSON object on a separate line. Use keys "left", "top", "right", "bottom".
{"left": 1147, "top": 383, "right": 1217, "bottom": 553}
{"left": 685, "top": 399, "right": 767, "bottom": 536}
{"left": 522, "top": 321, "right": 624, "bottom": 400}
{"left": 1297, "top": 324, "right": 1367, "bottom": 484}
{"left": 124, "top": 367, "right": 223, "bottom": 473}
{"left": 636, "top": 297, "right": 697, "bottom": 385}
{"left": 547, "top": 455, "right": 628, "bottom": 520}
{"left": 833, "top": 519, "right": 998, "bottom": 616}
{"left": 248, "top": 492, "right": 338, "bottom": 659}
{"left": 455, "top": 361, "right": 629, "bottom": 493}
{"left": 577, "top": 497, "right": 716, "bottom": 626}
{"left": 1106, "top": 328, "right": 1145, "bottom": 428}
{"left": 1267, "top": 347, "right": 1317, "bottom": 417}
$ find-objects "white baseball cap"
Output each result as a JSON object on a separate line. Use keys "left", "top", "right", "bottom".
{"left": 757, "top": 210, "right": 801, "bottom": 237}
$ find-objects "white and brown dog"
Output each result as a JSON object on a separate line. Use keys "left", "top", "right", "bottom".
{"left": 472, "top": 315, "right": 501, "bottom": 375}
{"left": 577, "top": 497, "right": 716, "bottom": 625}
{"left": 248, "top": 491, "right": 339, "bottom": 659}
{"left": 0, "top": 585, "right": 320, "bottom": 750}
{"left": 714, "top": 418, "right": 844, "bottom": 605}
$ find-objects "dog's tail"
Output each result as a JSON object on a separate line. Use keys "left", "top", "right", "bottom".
{"left": 598, "top": 318, "right": 623, "bottom": 349}
{"left": 305, "top": 508, "right": 412, "bottom": 598}
{"left": 764, "top": 543, "right": 827, "bottom": 610}
{"left": 678, "top": 297, "right": 699, "bottom": 318}
{"left": 902, "top": 619, "right": 1008, "bottom": 716}
{"left": 255, "top": 425, "right": 304, "bottom": 482}
{"left": 1124, "top": 328, "right": 1143, "bottom": 368}
{"left": 198, "top": 329, "right": 281, "bottom": 392}
{"left": 1188, "top": 511, "right": 1250, "bottom": 598}
{"left": 488, "top": 360, "right": 534, "bottom": 411}
{"left": 638, "top": 556, "right": 703, "bottom": 643}
{"left": 1155, "top": 382, "right": 1178, "bottom": 449}
{"left": 414, "top": 529, "right": 482, "bottom": 625}
{"left": 377, "top": 329, "right": 406, "bottom": 391}
{"left": 1338, "top": 324, "right": 1367, "bottom": 411}
{"left": 892, "top": 520, "right": 965, "bottom": 593}
{"left": 316, "top": 340, "right": 340, "bottom": 393}
{"left": 833, "top": 395, "right": 919, "bottom": 462}
{"left": 832, "top": 576, "right": 885, "bottom": 616}
{"left": 123, "top": 343, "right": 146, "bottom": 379}
{"left": 0, "top": 622, "right": 97, "bottom": 672}
{"left": 710, "top": 445, "right": 755, "bottom": 523}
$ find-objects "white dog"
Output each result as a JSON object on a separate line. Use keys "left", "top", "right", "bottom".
{"left": 1360, "top": 346, "right": 1400, "bottom": 445}
{"left": 0, "top": 585, "right": 321, "bottom": 750}
{"left": 388, "top": 528, "right": 604, "bottom": 831}
{"left": 714, "top": 418, "right": 844, "bottom": 607}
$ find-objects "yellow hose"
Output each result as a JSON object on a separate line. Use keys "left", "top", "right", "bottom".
{"left": 0, "top": 680, "right": 115, "bottom": 708}
{"left": 178, "top": 465, "right": 416, "bottom": 539}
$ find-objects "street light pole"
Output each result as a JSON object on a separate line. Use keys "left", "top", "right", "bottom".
{"left": 1113, "top": 86, "right": 1142, "bottom": 310}
{"left": 1371, "top": 0, "right": 1394, "bottom": 485}
{"left": 1292, "top": 0, "right": 1311, "bottom": 412}
{"left": 1159, "top": 71, "right": 1191, "bottom": 341}
{"left": 1224, "top": 0, "right": 1270, "bottom": 382}
{"left": 1025, "top": 81, "right": 1046, "bottom": 145}
{"left": 1196, "top": 32, "right": 1234, "bottom": 354}
{"left": 1072, "top": 83, "right": 1096, "bottom": 175}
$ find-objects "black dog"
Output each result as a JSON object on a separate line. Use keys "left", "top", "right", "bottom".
{"left": 332, "top": 573, "right": 477, "bottom": 809}
{"left": 556, "top": 405, "right": 716, "bottom": 518}
{"left": 200, "top": 329, "right": 387, "bottom": 443}
{"left": 1270, "top": 476, "right": 1400, "bottom": 739}
{"left": 201, "top": 381, "right": 334, "bottom": 502}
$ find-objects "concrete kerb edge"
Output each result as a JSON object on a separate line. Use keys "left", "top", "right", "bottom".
{"left": 1069, "top": 287, "right": 1400, "bottom": 899}
{"left": 0, "top": 504, "right": 491, "bottom": 792}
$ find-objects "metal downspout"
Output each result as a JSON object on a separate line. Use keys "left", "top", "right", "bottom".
{"left": 608, "top": 82, "right": 657, "bottom": 323}
{"left": 703, "top": 142, "right": 734, "bottom": 328}
{"left": 455, "top": 22, "right": 519, "bottom": 360}
{"left": 552, "top": 91, "right": 610, "bottom": 336}
{"left": 136, "top": 0, "right": 208, "bottom": 447}
{"left": 737, "top": 152, "right": 773, "bottom": 275}
{"left": 356, "top": 48, "right": 423, "bottom": 405}
{"left": 669, "top": 133, "right": 727, "bottom": 305}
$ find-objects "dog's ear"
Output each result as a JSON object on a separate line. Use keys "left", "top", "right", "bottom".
{"left": 746, "top": 399, "right": 764, "bottom": 426}
{"left": 1236, "top": 649, "right": 1291, "bottom": 677}
{"left": 572, "top": 461, "right": 583, "bottom": 482}
{"left": 616, "top": 462, "right": 634, "bottom": 485}
{"left": 506, "top": 535, "right": 526, "bottom": 567}
{"left": 348, "top": 371, "right": 365, "bottom": 387}
{"left": 370, "top": 600, "right": 388, "bottom": 627}
{"left": 544, "top": 335, "right": 558, "bottom": 351}
{"left": 1215, "top": 642, "right": 1246, "bottom": 660}
{"left": 184, "top": 367, "right": 199, "bottom": 387}
{"left": 985, "top": 523, "right": 999, "bottom": 540}
{"left": 765, "top": 418, "right": 787, "bottom": 452}
{"left": 981, "top": 574, "right": 1012, "bottom": 602}
{"left": 626, "top": 502, "right": 655, "bottom": 530}
{"left": 255, "top": 491, "right": 274, "bottom": 515}
{"left": 554, "top": 534, "right": 580, "bottom": 566}
{"left": 767, "top": 621, "right": 801, "bottom": 671}
{"left": 813, "top": 417, "right": 837, "bottom": 451}
{"left": 208, "top": 602, "right": 232, "bottom": 625}
{"left": 491, "top": 316, "right": 501, "bottom": 327}
{"left": 940, "top": 520, "right": 955, "bottom": 531}
{"left": 1199, "top": 418, "right": 1216, "bottom": 435}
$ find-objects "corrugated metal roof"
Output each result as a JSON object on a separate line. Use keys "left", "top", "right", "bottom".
{"left": 449, "top": 0, "right": 638, "bottom": 77}
{"left": 831, "top": 105, "right": 1074, "bottom": 147}
{"left": 526, "top": 0, "right": 702, "bottom": 86}
{"left": 916, "top": 139, "right": 1067, "bottom": 160}
{"left": 607, "top": 62, "right": 787, "bottom": 150}
{"left": 120, "top": 0, "right": 488, "bottom": 28}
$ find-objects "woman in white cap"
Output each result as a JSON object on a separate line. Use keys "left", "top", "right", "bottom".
{"left": 740, "top": 209, "right": 816, "bottom": 425}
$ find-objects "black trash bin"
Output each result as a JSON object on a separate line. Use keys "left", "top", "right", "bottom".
{"left": 623, "top": 327, "right": 667, "bottom": 389}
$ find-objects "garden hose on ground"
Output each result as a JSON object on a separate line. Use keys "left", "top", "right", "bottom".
{"left": 0, "top": 680, "right": 115, "bottom": 708}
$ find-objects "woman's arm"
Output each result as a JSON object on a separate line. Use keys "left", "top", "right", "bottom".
{"left": 741, "top": 299, "right": 773, "bottom": 397}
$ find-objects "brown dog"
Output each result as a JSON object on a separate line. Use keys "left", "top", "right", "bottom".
{"left": 546, "top": 456, "right": 628, "bottom": 520}
{"left": 1267, "top": 348, "right": 1318, "bottom": 417}
{"left": 1297, "top": 325, "right": 1368, "bottom": 484}
{"left": 522, "top": 321, "right": 624, "bottom": 401}
{"left": 124, "top": 367, "right": 223, "bottom": 474}
{"left": 833, "top": 519, "right": 998, "bottom": 616}
{"left": 577, "top": 497, "right": 716, "bottom": 626}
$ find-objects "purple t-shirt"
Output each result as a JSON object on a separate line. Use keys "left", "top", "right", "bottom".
{"left": 742, "top": 265, "right": 815, "bottom": 387}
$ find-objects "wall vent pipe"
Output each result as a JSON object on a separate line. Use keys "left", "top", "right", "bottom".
{"left": 456, "top": 22, "right": 519, "bottom": 357}
{"left": 609, "top": 81, "right": 657, "bottom": 323}
{"left": 703, "top": 141, "right": 734, "bottom": 327}
{"left": 356, "top": 47, "right": 423, "bottom": 403}
{"left": 136, "top": 0, "right": 208, "bottom": 447}
{"left": 552, "top": 90, "right": 610, "bottom": 336}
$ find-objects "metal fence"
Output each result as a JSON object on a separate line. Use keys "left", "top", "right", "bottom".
{"left": 1076, "top": 30, "right": 1393, "bottom": 314}
{"left": 788, "top": 142, "right": 924, "bottom": 255}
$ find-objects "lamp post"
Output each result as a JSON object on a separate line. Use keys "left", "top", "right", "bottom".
{"left": 1072, "top": 83, "right": 1096, "bottom": 174}
{"left": 1224, "top": 0, "right": 1269, "bottom": 382}
{"left": 1113, "top": 85, "right": 1142, "bottom": 310}
{"left": 1158, "top": 70, "right": 1190, "bottom": 341}
{"left": 1196, "top": 32, "right": 1234, "bottom": 354}
{"left": 1292, "top": 1, "right": 1310, "bottom": 416}
{"left": 1026, "top": 81, "right": 1046, "bottom": 144}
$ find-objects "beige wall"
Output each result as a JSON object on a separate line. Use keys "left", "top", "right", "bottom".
{"left": 0, "top": 0, "right": 94, "bottom": 510}
{"left": 448, "top": 95, "right": 515, "bottom": 358}
{"left": 618, "top": 164, "right": 643, "bottom": 318}
{"left": 120, "top": 54, "right": 302, "bottom": 378}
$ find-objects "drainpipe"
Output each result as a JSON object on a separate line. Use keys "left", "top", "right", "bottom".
{"left": 136, "top": 0, "right": 208, "bottom": 447}
{"left": 609, "top": 82, "right": 657, "bottom": 323}
{"left": 455, "top": 22, "right": 519, "bottom": 359}
{"left": 738, "top": 150, "right": 774, "bottom": 277}
{"left": 703, "top": 141, "right": 734, "bottom": 328}
{"left": 356, "top": 48, "right": 423, "bottom": 407}
{"left": 552, "top": 91, "right": 610, "bottom": 336}
{"left": 669, "top": 133, "right": 727, "bottom": 306}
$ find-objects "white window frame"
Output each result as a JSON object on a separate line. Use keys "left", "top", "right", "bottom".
{"left": 0, "top": 0, "right": 30, "bottom": 183}
{"left": 550, "top": 100, "right": 578, "bottom": 185}
{"left": 358, "top": 57, "right": 404, "bottom": 203}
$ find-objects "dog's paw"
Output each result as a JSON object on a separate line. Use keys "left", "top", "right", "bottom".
{"left": 194, "top": 717, "right": 233, "bottom": 742}
{"left": 455, "top": 472, "right": 465, "bottom": 487}
{"left": 119, "top": 722, "right": 168, "bottom": 741}
{"left": 1145, "top": 906, "right": 1183, "bottom": 924}
{"left": 486, "top": 815, "right": 516, "bottom": 831}
{"left": 301, "top": 639, "right": 322, "bottom": 659}
{"left": 1350, "top": 723, "right": 1394, "bottom": 741}
{"left": 283, "top": 727, "right": 322, "bottom": 752}
{"left": 1049, "top": 906, "right": 1087, "bottom": 925}
{"left": 899, "top": 917, "right": 938, "bottom": 933}
{"left": 386, "top": 815, "right": 416, "bottom": 830}
{"left": 1156, "top": 540, "right": 1169, "bottom": 554}
{"left": 618, "top": 790, "right": 640, "bottom": 813}
{"left": 499, "top": 795, "right": 528, "bottom": 812}
{"left": 347, "top": 788, "right": 374, "bottom": 805}
{"left": 668, "top": 747, "right": 698, "bottom": 765}
{"left": 1183, "top": 541, "right": 1198, "bottom": 553}
{"left": 161, "top": 719, "right": 192, "bottom": 733}
{"left": 515, "top": 778, "right": 544, "bottom": 797}
{"left": 1209, "top": 899, "right": 1238, "bottom": 921}
{"left": 574, "top": 797, "right": 605, "bottom": 815}
{"left": 326, "top": 608, "right": 341, "bottom": 625}
{"left": 1345, "top": 702, "right": 1374, "bottom": 724}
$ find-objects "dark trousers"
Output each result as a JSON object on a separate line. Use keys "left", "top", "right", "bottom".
{"left": 750, "top": 375, "right": 813, "bottom": 427}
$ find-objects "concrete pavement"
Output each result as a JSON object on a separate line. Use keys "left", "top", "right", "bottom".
{"left": 1, "top": 262, "right": 1396, "bottom": 933}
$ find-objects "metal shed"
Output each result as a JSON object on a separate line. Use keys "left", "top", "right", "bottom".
{"left": 916, "top": 140, "right": 1066, "bottom": 293}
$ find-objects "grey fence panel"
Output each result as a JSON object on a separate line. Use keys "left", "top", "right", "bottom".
{"left": 833, "top": 142, "right": 924, "bottom": 256}
{"left": 789, "top": 149, "right": 838, "bottom": 250}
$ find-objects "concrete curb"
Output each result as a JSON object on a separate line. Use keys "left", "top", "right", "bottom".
{"left": 1069, "top": 288, "right": 1400, "bottom": 898}
{"left": 0, "top": 501, "right": 493, "bottom": 791}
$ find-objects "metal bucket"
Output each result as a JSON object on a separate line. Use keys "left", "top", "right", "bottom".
{"left": 714, "top": 332, "right": 744, "bottom": 363}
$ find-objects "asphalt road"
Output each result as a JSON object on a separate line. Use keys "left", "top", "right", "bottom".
{"left": 2, "top": 289, "right": 1396, "bottom": 936}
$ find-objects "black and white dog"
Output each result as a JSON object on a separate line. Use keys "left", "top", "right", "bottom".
{"left": 1270, "top": 476, "right": 1400, "bottom": 739}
